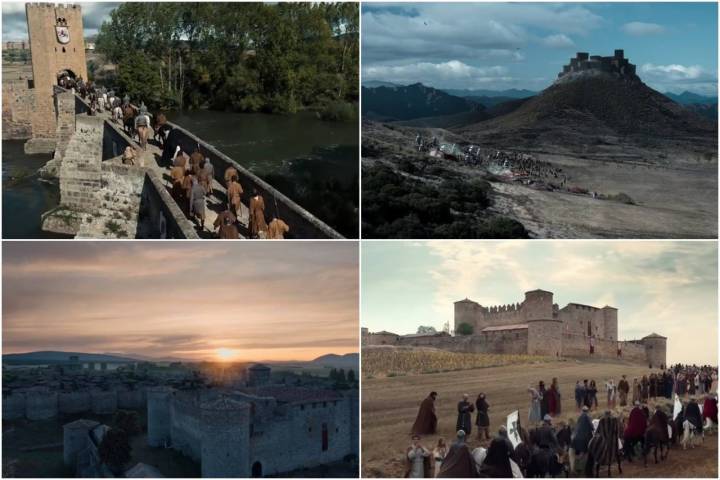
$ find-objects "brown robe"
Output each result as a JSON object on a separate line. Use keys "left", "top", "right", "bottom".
{"left": 411, "top": 396, "right": 437, "bottom": 435}
{"left": 227, "top": 182, "right": 244, "bottom": 214}
{"left": 214, "top": 211, "right": 239, "bottom": 239}
{"left": 190, "top": 151, "right": 203, "bottom": 175}
{"left": 170, "top": 166, "right": 186, "bottom": 201}
{"left": 249, "top": 195, "right": 267, "bottom": 237}
{"left": 198, "top": 168, "right": 213, "bottom": 194}
{"left": 438, "top": 442, "right": 476, "bottom": 478}
{"left": 267, "top": 218, "right": 289, "bottom": 239}
{"left": 224, "top": 166, "right": 239, "bottom": 186}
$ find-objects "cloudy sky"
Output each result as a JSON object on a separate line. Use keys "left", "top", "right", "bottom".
{"left": 3, "top": 242, "right": 358, "bottom": 362}
{"left": 363, "top": 241, "right": 717, "bottom": 365}
{"left": 2, "top": 2, "right": 119, "bottom": 41}
{"left": 362, "top": 2, "right": 718, "bottom": 95}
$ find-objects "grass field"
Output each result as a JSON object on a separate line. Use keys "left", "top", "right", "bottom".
{"left": 362, "top": 358, "right": 718, "bottom": 478}
{"left": 362, "top": 347, "right": 551, "bottom": 378}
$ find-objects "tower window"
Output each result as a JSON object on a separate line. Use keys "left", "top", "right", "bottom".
{"left": 321, "top": 423, "right": 328, "bottom": 451}
{"left": 62, "top": 47, "right": 66, "bottom": 53}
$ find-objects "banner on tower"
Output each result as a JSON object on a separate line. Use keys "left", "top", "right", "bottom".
{"left": 56, "top": 26, "right": 70, "bottom": 44}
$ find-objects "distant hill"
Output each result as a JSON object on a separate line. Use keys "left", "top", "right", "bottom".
{"left": 362, "top": 83, "right": 484, "bottom": 121}
{"left": 311, "top": 353, "right": 359, "bottom": 370}
{"left": 3, "top": 351, "right": 141, "bottom": 365}
{"left": 362, "top": 80, "right": 399, "bottom": 88}
{"left": 664, "top": 91, "right": 717, "bottom": 106}
{"left": 442, "top": 88, "right": 538, "bottom": 99}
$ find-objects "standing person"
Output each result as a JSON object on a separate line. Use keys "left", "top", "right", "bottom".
{"left": 477, "top": 437, "right": 514, "bottom": 478}
{"left": 224, "top": 165, "right": 239, "bottom": 187}
{"left": 606, "top": 379, "right": 616, "bottom": 409}
{"left": 587, "top": 380, "right": 598, "bottom": 410}
{"left": 412, "top": 392, "right": 438, "bottom": 436}
{"left": 632, "top": 378, "right": 640, "bottom": 405}
{"left": 550, "top": 377, "right": 562, "bottom": 416}
{"left": 574, "top": 381, "right": 585, "bottom": 411}
{"left": 538, "top": 381, "right": 549, "bottom": 418}
{"left": 249, "top": 189, "right": 268, "bottom": 238}
{"left": 641, "top": 375, "right": 650, "bottom": 402}
{"left": 475, "top": 393, "right": 490, "bottom": 441}
{"left": 438, "top": 430, "right": 476, "bottom": 478}
{"left": 406, "top": 435, "right": 431, "bottom": 478}
{"left": 213, "top": 210, "right": 238, "bottom": 239}
{"left": 528, "top": 386, "right": 543, "bottom": 424}
{"left": 267, "top": 217, "right": 290, "bottom": 239}
{"left": 197, "top": 158, "right": 214, "bottom": 195}
{"left": 569, "top": 406, "right": 592, "bottom": 473}
{"left": 226, "top": 175, "right": 244, "bottom": 219}
{"left": 649, "top": 373, "right": 658, "bottom": 401}
{"left": 432, "top": 439, "right": 448, "bottom": 478}
{"left": 618, "top": 375, "right": 630, "bottom": 407}
{"left": 456, "top": 394, "right": 474, "bottom": 436}
{"left": 189, "top": 176, "right": 206, "bottom": 230}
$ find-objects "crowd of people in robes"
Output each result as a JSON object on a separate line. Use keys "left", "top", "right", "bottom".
{"left": 403, "top": 365, "right": 718, "bottom": 478}
{"left": 57, "top": 79, "right": 293, "bottom": 240}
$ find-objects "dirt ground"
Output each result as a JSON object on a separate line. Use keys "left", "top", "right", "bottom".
{"left": 362, "top": 360, "right": 718, "bottom": 477}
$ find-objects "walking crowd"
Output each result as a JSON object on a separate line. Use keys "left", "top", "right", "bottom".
{"left": 57, "top": 77, "right": 292, "bottom": 240}
{"left": 404, "top": 364, "right": 718, "bottom": 478}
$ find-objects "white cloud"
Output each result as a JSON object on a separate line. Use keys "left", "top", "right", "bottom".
{"left": 542, "top": 34, "right": 575, "bottom": 48}
{"left": 641, "top": 63, "right": 707, "bottom": 81}
{"left": 622, "top": 21, "right": 666, "bottom": 36}
{"left": 363, "top": 60, "right": 512, "bottom": 89}
{"left": 640, "top": 63, "right": 717, "bottom": 95}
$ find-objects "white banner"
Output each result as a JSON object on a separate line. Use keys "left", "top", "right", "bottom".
{"left": 673, "top": 394, "right": 682, "bottom": 420}
{"left": 506, "top": 410, "right": 521, "bottom": 448}
{"left": 56, "top": 26, "right": 70, "bottom": 44}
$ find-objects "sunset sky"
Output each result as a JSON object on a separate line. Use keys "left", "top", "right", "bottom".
{"left": 363, "top": 241, "right": 718, "bottom": 365}
{"left": 3, "top": 242, "right": 358, "bottom": 362}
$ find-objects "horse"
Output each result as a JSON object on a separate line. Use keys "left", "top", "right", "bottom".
{"left": 112, "top": 105, "right": 124, "bottom": 125}
{"left": 134, "top": 113, "right": 151, "bottom": 151}
{"left": 643, "top": 415, "right": 671, "bottom": 466}
{"left": 680, "top": 419, "right": 702, "bottom": 450}
{"left": 123, "top": 105, "right": 136, "bottom": 137}
{"left": 585, "top": 416, "right": 622, "bottom": 478}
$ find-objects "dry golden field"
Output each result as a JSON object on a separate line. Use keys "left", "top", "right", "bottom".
{"left": 362, "top": 356, "right": 718, "bottom": 478}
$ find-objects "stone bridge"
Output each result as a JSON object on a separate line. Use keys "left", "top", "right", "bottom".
{"left": 40, "top": 88, "right": 343, "bottom": 239}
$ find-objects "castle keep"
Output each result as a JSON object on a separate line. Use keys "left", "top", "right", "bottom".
{"left": 557, "top": 50, "right": 637, "bottom": 80}
{"left": 364, "top": 289, "right": 666, "bottom": 367}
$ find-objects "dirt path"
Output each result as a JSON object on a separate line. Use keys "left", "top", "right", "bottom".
{"left": 362, "top": 360, "right": 718, "bottom": 477}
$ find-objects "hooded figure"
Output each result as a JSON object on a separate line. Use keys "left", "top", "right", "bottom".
{"left": 477, "top": 438, "right": 513, "bottom": 478}
{"left": 411, "top": 392, "right": 438, "bottom": 435}
{"left": 703, "top": 395, "right": 718, "bottom": 425}
{"left": 684, "top": 398, "right": 703, "bottom": 432}
{"left": 456, "top": 394, "right": 475, "bottom": 436}
{"left": 571, "top": 407, "right": 593, "bottom": 454}
{"left": 438, "top": 431, "right": 477, "bottom": 478}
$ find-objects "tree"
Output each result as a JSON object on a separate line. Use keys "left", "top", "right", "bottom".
{"left": 98, "top": 429, "right": 131, "bottom": 474}
{"left": 456, "top": 322, "right": 474, "bottom": 336}
{"left": 417, "top": 326, "right": 437, "bottom": 334}
{"left": 113, "top": 410, "right": 141, "bottom": 437}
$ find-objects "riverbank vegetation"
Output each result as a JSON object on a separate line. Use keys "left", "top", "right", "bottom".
{"left": 95, "top": 2, "right": 358, "bottom": 118}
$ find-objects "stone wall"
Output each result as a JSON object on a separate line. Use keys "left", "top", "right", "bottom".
{"left": 249, "top": 398, "right": 353, "bottom": 476}
{"left": 170, "top": 391, "right": 202, "bottom": 462}
{"left": 2, "top": 78, "right": 34, "bottom": 139}
{"left": 90, "top": 390, "right": 117, "bottom": 415}
{"left": 58, "top": 115, "right": 103, "bottom": 211}
{"left": 53, "top": 89, "right": 76, "bottom": 160}
{"left": 2, "top": 392, "right": 27, "bottom": 419}
{"left": 58, "top": 391, "right": 91, "bottom": 414}
{"left": 559, "top": 304, "right": 607, "bottom": 338}
{"left": 161, "top": 125, "right": 343, "bottom": 239}
{"left": 117, "top": 389, "right": 145, "bottom": 410}
{"left": 25, "top": 391, "right": 59, "bottom": 420}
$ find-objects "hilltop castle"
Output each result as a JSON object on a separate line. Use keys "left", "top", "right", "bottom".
{"left": 557, "top": 50, "right": 637, "bottom": 80}
{"left": 363, "top": 289, "right": 667, "bottom": 367}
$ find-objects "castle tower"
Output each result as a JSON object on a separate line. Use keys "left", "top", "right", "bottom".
{"left": 454, "top": 298, "right": 482, "bottom": 334}
{"left": 63, "top": 419, "right": 99, "bottom": 466}
{"left": 146, "top": 386, "right": 173, "bottom": 447}
{"left": 524, "top": 290, "right": 563, "bottom": 357}
{"left": 25, "top": 3, "right": 88, "bottom": 152}
{"left": 642, "top": 333, "right": 667, "bottom": 368}
{"left": 247, "top": 363, "right": 272, "bottom": 387}
{"left": 200, "top": 397, "right": 251, "bottom": 477}
{"left": 602, "top": 306, "right": 618, "bottom": 341}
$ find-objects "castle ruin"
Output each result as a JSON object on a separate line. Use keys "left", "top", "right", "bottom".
{"left": 557, "top": 50, "right": 637, "bottom": 81}
{"left": 364, "top": 289, "right": 667, "bottom": 367}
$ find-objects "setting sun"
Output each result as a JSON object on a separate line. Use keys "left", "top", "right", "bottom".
{"left": 216, "top": 348, "right": 238, "bottom": 362}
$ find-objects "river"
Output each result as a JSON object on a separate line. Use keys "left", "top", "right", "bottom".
{"left": 2, "top": 110, "right": 358, "bottom": 238}
{"left": 165, "top": 109, "right": 359, "bottom": 238}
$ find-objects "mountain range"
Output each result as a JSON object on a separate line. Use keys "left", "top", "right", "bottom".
{"left": 3, "top": 351, "right": 359, "bottom": 369}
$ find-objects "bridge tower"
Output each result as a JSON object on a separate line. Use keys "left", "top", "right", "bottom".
{"left": 24, "top": 3, "right": 88, "bottom": 152}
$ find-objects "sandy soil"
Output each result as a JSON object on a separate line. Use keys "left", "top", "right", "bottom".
{"left": 362, "top": 359, "right": 718, "bottom": 477}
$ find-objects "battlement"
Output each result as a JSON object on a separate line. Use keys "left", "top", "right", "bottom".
{"left": 558, "top": 50, "right": 637, "bottom": 80}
